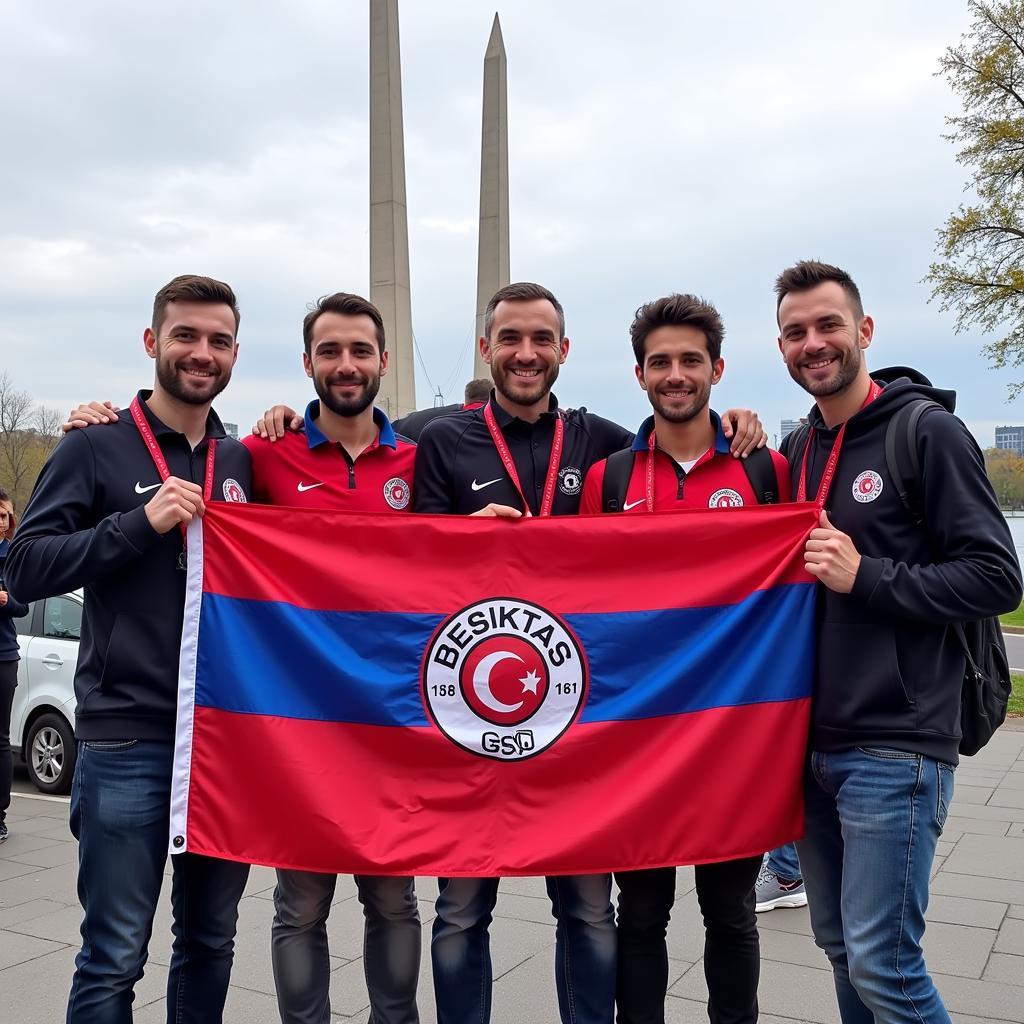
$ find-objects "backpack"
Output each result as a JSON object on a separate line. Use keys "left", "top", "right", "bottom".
{"left": 788, "top": 401, "right": 1012, "bottom": 756}
{"left": 601, "top": 443, "right": 781, "bottom": 512}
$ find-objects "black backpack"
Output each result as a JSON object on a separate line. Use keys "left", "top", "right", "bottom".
{"left": 601, "top": 443, "right": 781, "bottom": 512}
{"left": 788, "top": 401, "right": 1012, "bottom": 756}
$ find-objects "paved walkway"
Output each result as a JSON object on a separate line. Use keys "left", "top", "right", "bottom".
{"left": 2, "top": 726, "right": 1023, "bottom": 1023}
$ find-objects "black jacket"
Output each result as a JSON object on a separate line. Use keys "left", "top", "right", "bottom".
{"left": 781, "top": 368, "right": 1022, "bottom": 764}
{"left": 0, "top": 539, "right": 30, "bottom": 662}
{"left": 414, "top": 393, "right": 634, "bottom": 516}
{"left": 6, "top": 392, "right": 251, "bottom": 740}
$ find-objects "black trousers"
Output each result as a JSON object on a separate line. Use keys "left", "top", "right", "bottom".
{"left": 615, "top": 855, "right": 762, "bottom": 1024}
{"left": 0, "top": 660, "right": 16, "bottom": 824}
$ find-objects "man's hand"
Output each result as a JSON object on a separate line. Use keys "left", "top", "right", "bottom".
{"left": 143, "top": 478, "right": 206, "bottom": 534}
{"left": 804, "top": 510, "right": 861, "bottom": 593}
{"left": 253, "top": 405, "right": 302, "bottom": 441}
{"left": 720, "top": 408, "right": 767, "bottom": 458}
{"left": 470, "top": 503, "right": 524, "bottom": 518}
{"left": 62, "top": 401, "right": 120, "bottom": 433}
{"left": 0, "top": 591, "right": 8, "bottom": 607}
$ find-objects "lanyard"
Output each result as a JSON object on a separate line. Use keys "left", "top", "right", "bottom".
{"left": 796, "top": 381, "right": 882, "bottom": 506}
{"left": 644, "top": 432, "right": 713, "bottom": 512}
{"left": 130, "top": 396, "right": 216, "bottom": 562}
{"left": 483, "top": 400, "right": 564, "bottom": 517}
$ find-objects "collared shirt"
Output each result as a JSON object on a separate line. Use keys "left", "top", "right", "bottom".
{"left": 413, "top": 391, "right": 634, "bottom": 516}
{"left": 580, "top": 411, "right": 790, "bottom": 513}
{"left": 243, "top": 402, "right": 416, "bottom": 512}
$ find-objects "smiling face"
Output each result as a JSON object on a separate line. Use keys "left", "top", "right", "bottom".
{"left": 636, "top": 324, "right": 723, "bottom": 423}
{"left": 144, "top": 301, "right": 238, "bottom": 406}
{"left": 304, "top": 311, "right": 388, "bottom": 417}
{"left": 777, "top": 281, "right": 873, "bottom": 398}
{"left": 480, "top": 298, "right": 570, "bottom": 414}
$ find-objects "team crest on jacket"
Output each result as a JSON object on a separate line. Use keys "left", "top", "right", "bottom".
{"left": 423, "top": 598, "right": 588, "bottom": 761}
{"left": 222, "top": 478, "right": 247, "bottom": 503}
{"left": 852, "top": 471, "right": 883, "bottom": 503}
{"left": 383, "top": 477, "right": 411, "bottom": 510}
{"left": 558, "top": 466, "right": 583, "bottom": 496}
{"left": 708, "top": 488, "right": 743, "bottom": 508}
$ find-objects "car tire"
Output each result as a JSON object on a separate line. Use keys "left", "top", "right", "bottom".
{"left": 25, "top": 713, "right": 77, "bottom": 795}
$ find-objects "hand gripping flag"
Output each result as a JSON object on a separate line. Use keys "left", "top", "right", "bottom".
{"left": 170, "top": 502, "right": 818, "bottom": 876}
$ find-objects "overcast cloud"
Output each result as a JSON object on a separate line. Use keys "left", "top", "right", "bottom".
{"left": 1, "top": 0, "right": 1020, "bottom": 445}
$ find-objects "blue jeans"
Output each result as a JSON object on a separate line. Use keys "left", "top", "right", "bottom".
{"left": 271, "top": 869, "right": 420, "bottom": 1023}
{"left": 66, "top": 739, "right": 249, "bottom": 1024}
{"left": 431, "top": 874, "right": 616, "bottom": 1024}
{"left": 797, "top": 748, "right": 955, "bottom": 1024}
{"left": 766, "top": 842, "right": 801, "bottom": 880}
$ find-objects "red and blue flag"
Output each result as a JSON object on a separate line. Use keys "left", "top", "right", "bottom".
{"left": 170, "top": 502, "right": 817, "bottom": 875}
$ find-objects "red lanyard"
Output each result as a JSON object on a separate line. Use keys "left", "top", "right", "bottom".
{"left": 644, "top": 432, "right": 712, "bottom": 512}
{"left": 483, "top": 401, "right": 564, "bottom": 517}
{"left": 130, "top": 396, "right": 216, "bottom": 552}
{"left": 796, "top": 381, "right": 882, "bottom": 506}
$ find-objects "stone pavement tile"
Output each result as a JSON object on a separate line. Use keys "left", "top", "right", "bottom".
{"left": 936, "top": 839, "right": 957, "bottom": 858}
{"left": 0, "top": 898, "right": 69, "bottom": 928}
{"left": 242, "top": 864, "right": 278, "bottom": 898}
{"left": 5, "top": 841, "right": 80, "bottom": 868}
{"left": 17, "top": 820, "right": 74, "bottom": 842}
{"left": 667, "top": 1000, "right": 817, "bottom": 1024}
{"left": 9, "top": 794, "right": 71, "bottom": 818}
{"left": 5, "top": 903, "right": 86, "bottom": 945}
{"left": 932, "top": 803, "right": 1017, "bottom": 823}
{"left": 995, "top": 917, "right": 1024, "bottom": 954}
{"left": 214, "top": 895, "right": 279, "bottom": 997}
{"left": 921, "top": 921, "right": 996, "bottom": 978}
{"left": 1010, "top": 905, "right": 1024, "bottom": 919}
{"left": 671, "top": 958, "right": 840, "bottom": 1023}
{"left": 490, "top": 948, "right": 557, "bottom": 1024}
{"left": 942, "top": 815, "right": 1012, "bottom": 838}
{"left": 0, "top": 946, "right": 76, "bottom": 1023}
{"left": 1008, "top": 823, "right": 1024, "bottom": 838}
{"left": 932, "top": 871, "right": 1024, "bottom": 904}
{"left": 989, "top": 789, "right": 1024, "bottom": 810}
{"left": 926, "top": 893, "right": 1008, "bottom": 929}
{"left": 666, "top": 889, "right": 707, "bottom": 962}
{"left": 0, "top": 859, "right": 47, "bottom": 882}
{"left": 993, "top": 772, "right": 1024, "bottom": 790}
{"left": 983, "top": 952, "right": 1024, "bottom": 986}
{"left": 498, "top": 875, "right": 548, "bottom": 898}
{"left": 491, "top": 891, "right": 564, "bottom": 926}
{"left": 676, "top": 865, "right": 697, "bottom": 896}
{"left": 133, "top": 981, "right": 281, "bottom": 1023}
{"left": 0, "top": 832, "right": 69, "bottom": 858}
{"left": 943, "top": 835, "right": 1024, "bottom": 881}
{"left": 0, "top": 927, "right": 66, "bottom": 969}
{"left": 757, "top": 924, "right": 830, "bottom": 970}
{"left": 755, "top": 906, "right": 816, "bottom": 936}
{"left": 934, "top": 972, "right": 1024, "bottom": 1022}
{"left": 954, "top": 785, "right": 998, "bottom": 805}
{"left": 2, "top": 815, "right": 72, "bottom": 837}
{"left": 932, "top": 854, "right": 948, "bottom": 879}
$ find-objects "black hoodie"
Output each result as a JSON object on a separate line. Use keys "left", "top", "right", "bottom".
{"left": 780, "top": 368, "right": 1022, "bottom": 764}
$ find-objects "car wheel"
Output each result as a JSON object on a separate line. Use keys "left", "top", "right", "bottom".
{"left": 25, "top": 713, "right": 77, "bottom": 795}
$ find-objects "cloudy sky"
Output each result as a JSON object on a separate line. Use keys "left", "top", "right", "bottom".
{"left": 2, "top": 0, "right": 1020, "bottom": 445}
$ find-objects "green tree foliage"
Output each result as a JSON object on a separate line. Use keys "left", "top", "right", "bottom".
{"left": 928, "top": 1, "right": 1024, "bottom": 390}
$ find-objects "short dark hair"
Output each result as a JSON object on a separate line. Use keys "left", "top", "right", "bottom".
{"left": 464, "top": 378, "right": 491, "bottom": 403}
{"left": 630, "top": 293, "right": 725, "bottom": 365}
{"left": 152, "top": 275, "right": 240, "bottom": 335}
{"left": 774, "top": 260, "right": 864, "bottom": 322}
{"left": 302, "top": 293, "right": 386, "bottom": 356}
{"left": 483, "top": 282, "right": 565, "bottom": 340}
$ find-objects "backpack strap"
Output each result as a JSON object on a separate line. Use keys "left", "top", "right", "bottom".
{"left": 884, "top": 400, "right": 942, "bottom": 529}
{"left": 740, "top": 445, "right": 780, "bottom": 505}
{"left": 601, "top": 449, "right": 636, "bottom": 513}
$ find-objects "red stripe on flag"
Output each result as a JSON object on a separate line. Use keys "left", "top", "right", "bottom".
{"left": 182, "top": 700, "right": 809, "bottom": 876}
{"left": 200, "top": 502, "right": 817, "bottom": 614}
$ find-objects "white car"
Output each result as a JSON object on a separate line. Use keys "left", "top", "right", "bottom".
{"left": 10, "top": 592, "right": 80, "bottom": 794}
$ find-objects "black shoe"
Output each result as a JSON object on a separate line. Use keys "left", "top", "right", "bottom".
{"left": 0, "top": 822, "right": 7, "bottom": 844}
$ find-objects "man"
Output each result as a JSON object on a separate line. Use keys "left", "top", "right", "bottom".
{"left": 392, "top": 378, "right": 491, "bottom": 441}
{"left": 7, "top": 275, "right": 252, "bottom": 1023}
{"left": 580, "top": 293, "right": 789, "bottom": 1024}
{"left": 245, "top": 292, "right": 421, "bottom": 1024}
{"left": 774, "top": 260, "right": 1022, "bottom": 1024}
{"left": 413, "top": 281, "right": 767, "bottom": 1024}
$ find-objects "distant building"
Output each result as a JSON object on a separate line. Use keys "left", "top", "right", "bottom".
{"left": 223, "top": 422, "right": 239, "bottom": 440}
{"left": 995, "top": 426, "right": 1024, "bottom": 458}
{"left": 780, "top": 418, "right": 805, "bottom": 441}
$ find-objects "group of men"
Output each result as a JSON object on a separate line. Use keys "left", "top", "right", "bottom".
{"left": 6, "top": 262, "right": 1021, "bottom": 1024}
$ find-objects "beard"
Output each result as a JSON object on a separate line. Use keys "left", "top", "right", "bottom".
{"left": 648, "top": 381, "right": 711, "bottom": 424}
{"left": 314, "top": 371, "right": 381, "bottom": 417}
{"left": 156, "top": 356, "right": 231, "bottom": 406}
{"left": 789, "top": 346, "right": 862, "bottom": 398}
{"left": 492, "top": 360, "right": 560, "bottom": 409}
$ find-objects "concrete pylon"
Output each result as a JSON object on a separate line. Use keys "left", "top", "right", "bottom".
{"left": 369, "top": 0, "right": 416, "bottom": 418}
{"left": 474, "top": 13, "right": 510, "bottom": 379}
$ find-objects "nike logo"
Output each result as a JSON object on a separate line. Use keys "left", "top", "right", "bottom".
{"left": 471, "top": 478, "right": 503, "bottom": 492}
{"left": 135, "top": 482, "right": 160, "bottom": 494}
{"left": 297, "top": 481, "right": 324, "bottom": 492}
{"left": 624, "top": 498, "right": 645, "bottom": 511}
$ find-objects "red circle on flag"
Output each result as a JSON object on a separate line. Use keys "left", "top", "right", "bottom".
{"left": 460, "top": 635, "right": 549, "bottom": 727}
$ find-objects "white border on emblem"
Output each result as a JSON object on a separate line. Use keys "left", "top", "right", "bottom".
{"left": 168, "top": 517, "right": 204, "bottom": 854}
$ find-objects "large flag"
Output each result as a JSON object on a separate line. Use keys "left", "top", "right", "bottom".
{"left": 170, "top": 502, "right": 818, "bottom": 876}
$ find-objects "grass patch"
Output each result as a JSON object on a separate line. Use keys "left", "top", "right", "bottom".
{"left": 1011, "top": 674, "right": 1024, "bottom": 716}
{"left": 1000, "top": 602, "right": 1024, "bottom": 628}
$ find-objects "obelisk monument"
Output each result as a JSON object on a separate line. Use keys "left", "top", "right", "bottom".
{"left": 369, "top": 0, "right": 416, "bottom": 417}
{"left": 474, "top": 13, "right": 510, "bottom": 378}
